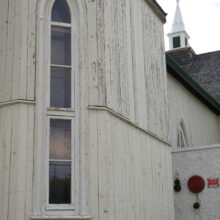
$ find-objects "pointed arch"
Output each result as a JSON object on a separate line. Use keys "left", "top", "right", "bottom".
{"left": 51, "top": 0, "right": 71, "bottom": 23}
{"left": 177, "top": 120, "right": 189, "bottom": 148}
{"left": 35, "top": 0, "right": 83, "bottom": 214}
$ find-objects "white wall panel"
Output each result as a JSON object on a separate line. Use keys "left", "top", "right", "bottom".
{"left": 88, "top": 110, "right": 174, "bottom": 220}
{"left": 168, "top": 74, "right": 220, "bottom": 147}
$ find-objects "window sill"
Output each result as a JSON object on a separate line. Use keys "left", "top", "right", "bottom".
{"left": 31, "top": 216, "right": 91, "bottom": 220}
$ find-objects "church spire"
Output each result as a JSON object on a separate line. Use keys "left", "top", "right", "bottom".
{"left": 168, "top": 0, "right": 190, "bottom": 50}
{"left": 171, "top": 0, "right": 185, "bottom": 33}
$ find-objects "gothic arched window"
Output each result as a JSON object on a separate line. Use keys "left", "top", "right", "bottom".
{"left": 48, "top": 0, "right": 74, "bottom": 206}
{"left": 177, "top": 120, "right": 189, "bottom": 148}
{"left": 50, "top": 0, "right": 72, "bottom": 108}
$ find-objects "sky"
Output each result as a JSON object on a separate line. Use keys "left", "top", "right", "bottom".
{"left": 156, "top": 0, "right": 220, "bottom": 54}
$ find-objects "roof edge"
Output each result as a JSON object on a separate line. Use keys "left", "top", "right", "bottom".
{"left": 145, "top": 0, "right": 167, "bottom": 24}
{"left": 166, "top": 54, "right": 220, "bottom": 115}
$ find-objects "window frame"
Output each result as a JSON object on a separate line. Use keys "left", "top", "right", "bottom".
{"left": 48, "top": 3, "right": 75, "bottom": 110}
{"left": 44, "top": 0, "right": 79, "bottom": 211}
{"left": 46, "top": 115, "right": 75, "bottom": 210}
{"left": 173, "top": 36, "right": 181, "bottom": 49}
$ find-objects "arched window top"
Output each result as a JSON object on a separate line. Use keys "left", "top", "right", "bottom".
{"left": 51, "top": 0, "right": 71, "bottom": 23}
{"left": 177, "top": 120, "right": 189, "bottom": 148}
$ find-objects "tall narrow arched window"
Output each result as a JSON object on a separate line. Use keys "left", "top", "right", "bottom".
{"left": 48, "top": 0, "right": 74, "bottom": 207}
{"left": 177, "top": 120, "right": 189, "bottom": 148}
{"left": 50, "top": 0, "right": 71, "bottom": 108}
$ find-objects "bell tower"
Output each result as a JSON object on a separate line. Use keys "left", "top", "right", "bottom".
{"left": 168, "top": 0, "right": 190, "bottom": 50}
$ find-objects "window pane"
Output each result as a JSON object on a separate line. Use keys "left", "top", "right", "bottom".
{"left": 173, "top": 36, "right": 180, "bottom": 48}
{"left": 50, "top": 67, "right": 71, "bottom": 108}
{"left": 51, "top": 26, "right": 71, "bottom": 66}
{"left": 51, "top": 0, "right": 71, "bottom": 23}
{"left": 50, "top": 119, "right": 71, "bottom": 160}
{"left": 49, "top": 162, "right": 71, "bottom": 204}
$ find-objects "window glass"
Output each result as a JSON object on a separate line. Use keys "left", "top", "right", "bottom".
{"left": 51, "top": 26, "right": 71, "bottom": 66}
{"left": 50, "top": 67, "right": 71, "bottom": 108}
{"left": 49, "top": 119, "right": 71, "bottom": 204}
{"left": 49, "top": 162, "right": 71, "bottom": 204}
{"left": 50, "top": 119, "right": 71, "bottom": 160}
{"left": 51, "top": 0, "right": 71, "bottom": 23}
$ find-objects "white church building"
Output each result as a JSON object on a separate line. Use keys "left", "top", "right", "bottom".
{"left": 0, "top": 0, "right": 220, "bottom": 220}
{"left": 167, "top": 1, "right": 220, "bottom": 220}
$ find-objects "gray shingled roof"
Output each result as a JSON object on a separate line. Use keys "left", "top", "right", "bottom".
{"left": 167, "top": 48, "right": 220, "bottom": 104}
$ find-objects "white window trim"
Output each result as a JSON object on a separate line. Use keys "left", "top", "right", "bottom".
{"left": 46, "top": 116, "right": 75, "bottom": 210}
{"left": 34, "top": 0, "right": 81, "bottom": 216}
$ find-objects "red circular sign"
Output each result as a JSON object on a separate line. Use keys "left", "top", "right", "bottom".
{"left": 188, "top": 175, "right": 205, "bottom": 193}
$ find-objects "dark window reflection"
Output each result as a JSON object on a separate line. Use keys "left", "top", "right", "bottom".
{"left": 51, "top": 0, "right": 71, "bottom": 23}
{"left": 51, "top": 26, "right": 71, "bottom": 66}
{"left": 50, "top": 67, "right": 71, "bottom": 108}
{"left": 49, "top": 162, "right": 71, "bottom": 204}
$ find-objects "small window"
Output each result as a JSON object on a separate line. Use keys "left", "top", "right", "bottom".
{"left": 173, "top": 36, "right": 180, "bottom": 49}
{"left": 177, "top": 120, "right": 189, "bottom": 148}
{"left": 185, "top": 38, "right": 188, "bottom": 46}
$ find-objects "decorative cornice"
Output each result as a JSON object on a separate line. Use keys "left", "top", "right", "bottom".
{"left": 0, "top": 99, "right": 36, "bottom": 108}
{"left": 88, "top": 105, "right": 171, "bottom": 147}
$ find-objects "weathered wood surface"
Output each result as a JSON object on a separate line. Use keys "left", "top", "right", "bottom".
{"left": 0, "top": 0, "right": 173, "bottom": 220}
{"left": 168, "top": 74, "right": 220, "bottom": 147}
{"left": 89, "top": 0, "right": 168, "bottom": 140}
{"left": 89, "top": 110, "right": 174, "bottom": 220}
{"left": 0, "top": 0, "right": 36, "bottom": 219}
{"left": 0, "top": 0, "right": 36, "bottom": 102}
{"left": 0, "top": 104, "right": 34, "bottom": 220}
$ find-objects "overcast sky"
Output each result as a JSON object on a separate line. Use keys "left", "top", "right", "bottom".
{"left": 156, "top": 0, "right": 220, "bottom": 54}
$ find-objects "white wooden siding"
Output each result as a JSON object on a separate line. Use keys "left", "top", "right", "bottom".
{"left": 168, "top": 74, "right": 220, "bottom": 147}
{"left": 88, "top": 110, "right": 174, "bottom": 220}
{"left": 0, "top": 0, "right": 36, "bottom": 102}
{"left": 0, "top": 104, "right": 34, "bottom": 220}
{"left": 89, "top": 0, "right": 168, "bottom": 140}
{"left": 0, "top": 0, "right": 174, "bottom": 219}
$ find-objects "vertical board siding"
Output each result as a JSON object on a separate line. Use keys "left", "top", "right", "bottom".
{"left": 0, "top": 0, "right": 36, "bottom": 102}
{"left": 92, "top": 0, "right": 168, "bottom": 140}
{"left": 168, "top": 75, "right": 220, "bottom": 147}
{"left": 0, "top": 104, "right": 34, "bottom": 220}
{"left": 89, "top": 110, "right": 174, "bottom": 220}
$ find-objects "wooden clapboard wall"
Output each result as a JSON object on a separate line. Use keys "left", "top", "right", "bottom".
{"left": 0, "top": 104, "right": 35, "bottom": 220}
{"left": 0, "top": 0, "right": 36, "bottom": 219}
{"left": 0, "top": 0, "right": 36, "bottom": 102}
{"left": 168, "top": 75, "right": 220, "bottom": 147}
{"left": 88, "top": 110, "right": 174, "bottom": 220}
{"left": 0, "top": 0, "right": 174, "bottom": 220}
{"left": 88, "top": 0, "right": 168, "bottom": 140}
{"left": 87, "top": 0, "right": 174, "bottom": 220}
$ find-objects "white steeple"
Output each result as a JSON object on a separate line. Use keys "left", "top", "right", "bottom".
{"left": 171, "top": 0, "right": 185, "bottom": 33}
{"left": 168, "top": 0, "right": 190, "bottom": 50}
